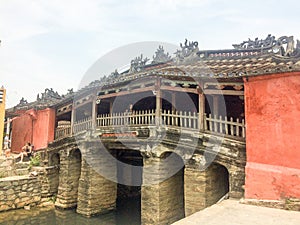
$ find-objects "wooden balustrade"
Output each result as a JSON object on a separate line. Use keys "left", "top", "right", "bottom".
{"left": 55, "top": 126, "right": 71, "bottom": 139}
{"left": 55, "top": 111, "right": 246, "bottom": 140}
{"left": 204, "top": 113, "right": 245, "bottom": 138}
{"left": 161, "top": 110, "right": 198, "bottom": 130}
{"left": 96, "top": 110, "right": 156, "bottom": 127}
{"left": 73, "top": 117, "right": 93, "bottom": 133}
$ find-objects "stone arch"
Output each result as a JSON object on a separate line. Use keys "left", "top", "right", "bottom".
{"left": 116, "top": 149, "right": 143, "bottom": 225}
{"left": 49, "top": 152, "right": 60, "bottom": 166}
{"left": 205, "top": 162, "right": 230, "bottom": 206}
{"left": 213, "top": 158, "right": 245, "bottom": 199}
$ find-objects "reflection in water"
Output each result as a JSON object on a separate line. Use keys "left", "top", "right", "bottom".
{"left": 0, "top": 197, "right": 141, "bottom": 225}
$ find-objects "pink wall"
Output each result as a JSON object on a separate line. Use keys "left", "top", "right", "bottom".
{"left": 32, "top": 108, "right": 56, "bottom": 150}
{"left": 244, "top": 72, "right": 300, "bottom": 200}
{"left": 11, "top": 113, "right": 33, "bottom": 153}
{"left": 11, "top": 108, "right": 55, "bottom": 153}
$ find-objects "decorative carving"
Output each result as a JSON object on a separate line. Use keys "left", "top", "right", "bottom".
{"left": 152, "top": 45, "right": 171, "bottom": 64}
{"left": 109, "top": 69, "right": 119, "bottom": 79}
{"left": 67, "top": 88, "right": 74, "bottom": 94}
{"left": 38, "top": 88, "right": 61, "bottom": 102}
{"left": 233, "top": 34, "right": 300, "bottom": 57}
{"left": 233, "top": 34, "right": 276, "bottom": 49}
{"left": 18, "top": 97, "right": 28, "bottom": 106}
{"left": 174, "top": 39, "right": 199, "bottom": 62}
{"left": 140, "top": 144, "right": 160, "bottom": 158}
{"left": 129, "top": 54, "right": 149, "bottom": 73}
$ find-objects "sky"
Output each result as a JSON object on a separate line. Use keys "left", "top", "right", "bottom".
{"left": 0, "top": 0, "right": 299, "bottom": 108}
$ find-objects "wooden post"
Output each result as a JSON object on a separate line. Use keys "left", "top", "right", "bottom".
{"left": 213, "top": 95, "right": 219, "bottom": 117}
{"left": 171, "top": 92, "right": 176, "bottom": 112}
{"left": 70, "top": 104, "right": 76, "bottom": 134}
{"left": 92, "top": 98, "right": 97, "bottom": 129}
{"left": 155, "top": 78, "right": 162, "bottom": 126}
{"left": 198, "top": 83, "right": 205, "bottom": 131}
{"left": 0, "top": 88, "right": 6, "bottom": 153}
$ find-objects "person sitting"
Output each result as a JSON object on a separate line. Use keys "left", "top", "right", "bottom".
{"left": 16, "top": 142, "right": 33, "bottom": 163}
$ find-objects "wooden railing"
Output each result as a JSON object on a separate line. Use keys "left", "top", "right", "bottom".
{"left": 204, "top": 113, "right": 246, "bottom": 138}
{"left": 161, "top": 110, "right": 198, "bottom": 130}
{"left": 97, "top": 110, "right": 156, "bottom": 127}
{"left": 55, "top": 111, "right": 246, "bottom": 140}
{"left": 55, "top": 126, "right": 71, "bottom": 139}
{"left": 73, "top": 117, "right": 93, "bottom": 133}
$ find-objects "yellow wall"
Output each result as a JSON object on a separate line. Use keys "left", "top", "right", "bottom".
{"left": 0, "top": 88, "right": 6, "bottom": 151}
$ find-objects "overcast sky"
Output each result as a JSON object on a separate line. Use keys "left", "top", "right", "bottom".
{"left": 0, "top": 0, "right": 299, "bottom": 108}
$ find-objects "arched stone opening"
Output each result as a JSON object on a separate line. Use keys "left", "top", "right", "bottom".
{"left": 205, "top": 162, "right": 230, "bottom": 206}
{"left": 49, "top": 152, "right": 60, "bottom": 166}
{"left": 184, "top": 157, "right": 230, "bottom": 216}
{"left": 116, "top": 150, "right": 143, "bottom": 225}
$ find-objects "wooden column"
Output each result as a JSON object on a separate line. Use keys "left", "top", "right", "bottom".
{"left": 213, "top": 95, "right": 219, "bottom": 117}
{"left": 155, "top": 78, "right": 162, "bottom": 126}
{"left": 171, "top": 92, "right": 176, "bottom": 112}
{"left": 109, "top": 100, "right": 113, "bottom": 114}
{"left": 70, "top": 104, "right": 76, "bottom": 134}
{"left": 92, "top": 98, "right": 97, "bottom": 129}
{"left": 198, "top": 83, "right": 205, "bottom": 131}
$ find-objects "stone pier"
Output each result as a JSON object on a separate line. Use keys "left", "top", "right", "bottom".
{"left": 141, "top": 152, "right": 185, "bottom": 225}
{"left": 55, "top": 148, "right": 81, "bottom": 209}
{"left": 76, "top": 144, "right": 117, "bottom": 217}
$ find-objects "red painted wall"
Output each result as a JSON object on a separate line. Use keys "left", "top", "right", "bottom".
{"left": 11, "top": 113, "right": 33, "bottom": 153}
{"left": 244, "top": 72, "right": 300, "bottom": 200}
{"left": 32, "top": 108, "right": 56, "bottom": 150}
{"left": 11, "top": 108, "right": 56, "bottom": 153}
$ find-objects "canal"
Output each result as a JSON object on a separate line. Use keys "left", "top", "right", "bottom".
{"left": 0, "top": 197, "right": 141, "bottom": 225}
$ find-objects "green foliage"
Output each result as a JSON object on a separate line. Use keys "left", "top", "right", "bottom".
{"left": 48, "top": 194, "right": 57, "bottom": 203}
{"left": 29, "top": 153, "right": 41, "bottom": 167}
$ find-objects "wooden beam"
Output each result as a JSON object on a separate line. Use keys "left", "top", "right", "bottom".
{"left": 161, "top": 85, "right": 198, "bottom": 94}
{"left": 204, "top": 90, "right": 244, "bottom": 96}
{"left": 98, "top": 86, "right": 154, "bottom": 99}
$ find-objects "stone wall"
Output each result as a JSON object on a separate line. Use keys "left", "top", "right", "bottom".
{"left": 0, "top": 176, "right": 41, "bottom": 212}
{"left": 34, "top": 166, "right": 59, "bottom": 203}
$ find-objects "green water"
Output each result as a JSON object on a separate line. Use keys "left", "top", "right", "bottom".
{"left": 0, "top": 198, "right": 141, "bottom": 225}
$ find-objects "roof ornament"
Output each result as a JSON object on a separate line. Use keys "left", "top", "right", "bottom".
{"left": 109, "top": 69, "right": 119, "bottom": 79}
{"left": 129, "top": 54, "right": 149, "bottom": 73}
{"left": 18, "top": 97, "right": 28, "bottom": 106}
{"left": 233, "top": 34, "right": 300, "bottom": 57}
{"left": 152, "top": 45, "right": 171, "bottom": 64}
{"left": 174, "top": 39, "right": 199, "bottom": 63}
{"left": 37, "top": 88, "right": 61, "bottom": 102}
